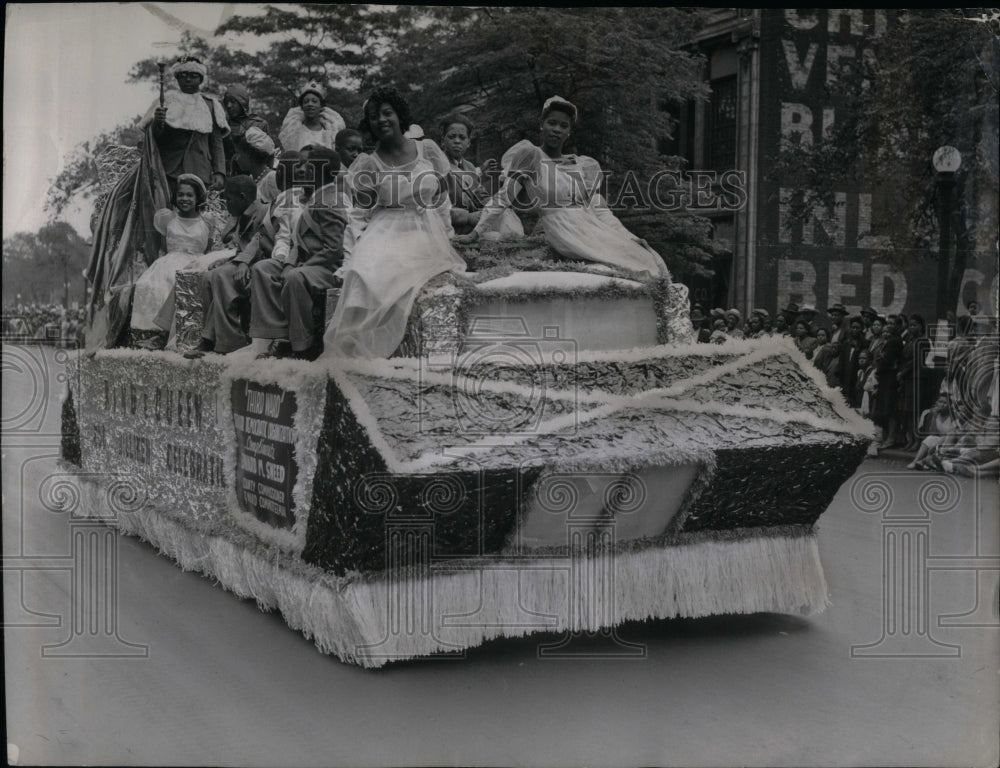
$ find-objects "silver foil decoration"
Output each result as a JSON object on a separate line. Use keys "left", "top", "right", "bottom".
{"left": 174, "top": 270, "right": 207, "bottom": 353}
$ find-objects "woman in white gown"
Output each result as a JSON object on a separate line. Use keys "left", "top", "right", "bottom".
{"left": 130, "top": 174, "right": 216, "bottom": 333}
{"left": 464, "top": 96, "right": 669, "bottom": 279}
{"left": 278, "top": 81, "right": 346, "bottom": 153}
{"left": 322, "top": 86, "right": 465, "bottom": 359}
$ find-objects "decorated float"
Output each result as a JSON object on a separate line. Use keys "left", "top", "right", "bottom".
{"left": 62, "top": 234, "right": 873, "bottom": 666}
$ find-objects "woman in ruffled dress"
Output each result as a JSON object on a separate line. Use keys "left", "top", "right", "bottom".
{"left": 130, "top": 174, "right": 215, "bottom": 340}
{"left": 322, "top": 86, "right": 466, "bottom": 359}
{"left": 460, "top": 96, "right": 668, "bottom": 279}
{"left": 278, "top": 81, "right": 346, "bottom": 152}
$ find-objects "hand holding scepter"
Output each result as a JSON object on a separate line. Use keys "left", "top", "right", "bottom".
{"left": 154, "top": 61, "right": 167, "bottom": 129}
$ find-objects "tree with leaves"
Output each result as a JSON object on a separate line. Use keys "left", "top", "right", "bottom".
{"left": 371, "top": 6, "right": 721, "bottom": 277}
{"left": 54, "top": 5, "right": 729, "bottom": 284}
{"left": 3, "top": 222, "right": 90, "bottom": 305}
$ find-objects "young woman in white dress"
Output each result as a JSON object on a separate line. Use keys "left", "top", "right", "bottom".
{"left": 130, "top": 173, "right": 215, "bottom": 333}
{"left": 278, "top": 81, "right": 346, "bottom": 153}
{"left": 322, "top": 86, "right": 466, "bottom": 359}
{"left": 461, "top": 96, "right": 669, "bottom": 279}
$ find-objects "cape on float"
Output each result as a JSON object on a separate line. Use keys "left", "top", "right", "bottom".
{"left": 61, "top": 238, "right": 873, "bottom": 667}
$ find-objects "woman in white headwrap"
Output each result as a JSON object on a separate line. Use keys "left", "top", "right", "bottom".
{"left": 460, "top": 96, "right": 668, "bottom": 279}
{"left": 278, "top": 81, "right": 346, "bottom": 152}
{"left": 139, "top": 55, "right": 230, "bottom": 195}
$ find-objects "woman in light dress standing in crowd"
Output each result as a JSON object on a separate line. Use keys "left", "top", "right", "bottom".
{"left": 278, "top": 81, "right": 346, "bottom": 152}
{"left": 322, "top": 86, "right": 465, "bottom": 359}
{"left": 461, "top": 96, "right": 669, "bottom": 279}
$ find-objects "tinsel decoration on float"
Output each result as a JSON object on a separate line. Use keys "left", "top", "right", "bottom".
{"left": 62, "top": 241, "right": 873, "bottom": 667}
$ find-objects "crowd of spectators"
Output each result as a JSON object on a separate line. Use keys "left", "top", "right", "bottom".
{"left": 1, "top": 303, "right": 86, "bottom": 348}
{"left": 691, "top": 299, "right": 999, "bottom": 477}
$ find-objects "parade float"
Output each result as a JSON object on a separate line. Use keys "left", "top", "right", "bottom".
{"left": 61, "top": 231, "right": 874, "bottom": 667}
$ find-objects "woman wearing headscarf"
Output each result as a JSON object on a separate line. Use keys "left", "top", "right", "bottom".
{"left": 138, "top": 55, "right": 230, "bottom": 195}
{"left": 461, "top": 96, "right": 668, "bottom": 278}
{"left": 278, "top": 81, "right": 346, "bottom": 152}
{"left": 222, "top": 84, "right": 269, "bottom": 176}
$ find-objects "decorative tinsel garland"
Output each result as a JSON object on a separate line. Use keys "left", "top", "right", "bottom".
{"left": 68, "top": 466, "right": 830, "bottom": 667}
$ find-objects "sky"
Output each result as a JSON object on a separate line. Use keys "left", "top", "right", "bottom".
{"left": 2, "top": 3, "right": 267, "bottom": 240}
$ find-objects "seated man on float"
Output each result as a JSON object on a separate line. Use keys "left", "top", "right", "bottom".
{"left": 186, "top": 173, "right": 274, "bottom": 356}
{"left": 437, "top": 112, "right": 501, "bottom": 235}
{"left": 248, "top": 146, "right": 348, "bottom": 360}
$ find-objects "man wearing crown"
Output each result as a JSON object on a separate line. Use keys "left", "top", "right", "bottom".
{"left": 139, "top": 55, "right": 231, "bottom": 195}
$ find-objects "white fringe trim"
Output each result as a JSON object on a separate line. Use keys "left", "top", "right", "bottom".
{"left": 75, "top": 473, "right": 828, "bottom": 668}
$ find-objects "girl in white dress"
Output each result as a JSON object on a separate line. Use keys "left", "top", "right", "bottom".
{"left": 323, "top": 87, "right": 465, "bottom": 359}
{"left": 278, "top": 81, "right": 346, "bottom": 153}
{"left": 130, "top": 174, "right": 214, "bottom": 331}
{"left": 464, "top": 96, "right": 669, "bottom": 279}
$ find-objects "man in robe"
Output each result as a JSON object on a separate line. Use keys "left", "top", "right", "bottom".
{"left": 139, "top": 55, "right": 230, "bottom": 196}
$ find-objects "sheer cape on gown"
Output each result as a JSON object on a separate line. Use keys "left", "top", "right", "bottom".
{"left": 323, "top": 140, "right": 465, "bottom": 359}
{"left": 474, "top": 140, "right": 669, "bottom": 278}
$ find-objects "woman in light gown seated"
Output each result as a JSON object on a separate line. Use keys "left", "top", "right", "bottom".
{"left": 460, "top": 96, "right": 669, "bottom": 279}
{"left": 130, "top": 173, "right": 217, "bottom": 342}
{"left": 322, "top": 86, "right": 466, "bottom": 359}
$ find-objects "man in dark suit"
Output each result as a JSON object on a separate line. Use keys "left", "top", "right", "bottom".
{"left": 249, "top": 146, "right": 347, "bottom": 360}
{"left": 839, "top": 314, "right": 869, "bottom": 405}
{"left": 185, "top": 174, "right": 274, "bottom": 357}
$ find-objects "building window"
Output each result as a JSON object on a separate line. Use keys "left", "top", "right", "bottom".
{"left": 707, "top": 75, "right": 737, "bottom": 172}
{"left": 659, "top": 98, "right": 695, "bottom": 166}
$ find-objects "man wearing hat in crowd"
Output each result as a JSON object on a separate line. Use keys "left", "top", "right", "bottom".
{"left": 781, "top": 301, "right": 800, "bottom": 327}
{"left": 222, "top": 84, "right": 270, "bottom": 176}
{"left": 827, "top": 302, "right": 849, "bottom": 344}
{"left": 690, "top": 304, "right": 712, "bottom": 343}
{"left": 795, "top": 304, "right": 818, "bottom": 333}
{"left": 839, "top": 314, "right": 869, "bottom": 404}
{"left": 860, "top": 306, "right": 878, "bottom": 343}
{"left": 724, "top": 308, "right": 744, "bottom": 339}
{"left": 140, "top": 55, "right": 230, "bottom": 196}
{"left": 748, "top": 308, "right": 770, "bottom": 338}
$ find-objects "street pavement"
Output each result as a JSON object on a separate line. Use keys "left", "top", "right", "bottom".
{"left": 4, "top": 345, "right": 998, "bottom": 767}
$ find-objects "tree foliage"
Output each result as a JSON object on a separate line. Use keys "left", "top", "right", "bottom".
{"left": 45, "top": 121, "right": 142, "bottom": 216}
{"left": 49, "top": 4, "right": 727, "bottom": 281}
{"left": 2, "top": 222, "right": 90, "bottom": 304}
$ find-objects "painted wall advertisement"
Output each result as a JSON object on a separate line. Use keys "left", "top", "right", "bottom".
{"left": 755, "top": 9, "right": 997, "bottom": 317}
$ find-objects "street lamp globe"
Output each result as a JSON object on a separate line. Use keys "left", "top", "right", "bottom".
{"left": 932, "top": 145, "right": 961, "bottom": 174}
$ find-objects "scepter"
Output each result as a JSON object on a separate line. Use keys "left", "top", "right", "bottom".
{"left": 158, "top": 61, "right": 166, "bottom": 107}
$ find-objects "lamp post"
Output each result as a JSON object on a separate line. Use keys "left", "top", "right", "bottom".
{"left": 932, "top": 145, "right": 961, "bottom": 322}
